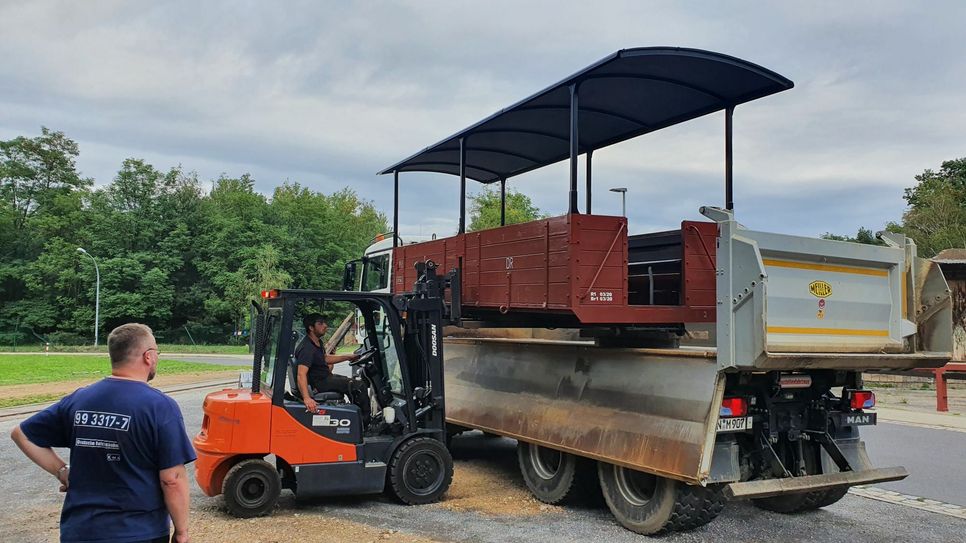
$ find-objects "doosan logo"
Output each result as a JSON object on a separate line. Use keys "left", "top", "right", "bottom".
{"left": 430, "top": 324, "right": 438, "bottom": 357}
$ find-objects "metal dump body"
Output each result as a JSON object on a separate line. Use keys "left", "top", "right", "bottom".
{"left": 707, "top": 206, "right": 952, "bottom": 370}
{"left": 445, "top": 337, "right": 723, "bottom": 483}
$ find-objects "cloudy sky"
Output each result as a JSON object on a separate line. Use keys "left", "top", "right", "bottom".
{"left": 2, "top": 1, "right": 965, "bottom": 239}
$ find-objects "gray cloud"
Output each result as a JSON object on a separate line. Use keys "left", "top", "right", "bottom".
{"left": 1, "top": 0, "right": 964, "bottom": 241}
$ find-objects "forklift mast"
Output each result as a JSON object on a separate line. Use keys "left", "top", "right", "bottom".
{"left": 393, "top": 260, "right": 459, "bottom": 435}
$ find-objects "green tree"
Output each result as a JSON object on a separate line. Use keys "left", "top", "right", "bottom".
{"left": 0, "top": 127, "right": 90, "bottom": 238}
{"left": 468, "top": 186, "right": 544, "bottom": 231}
{"left": 897, "top": 158, "right": 966, "bottom": 257}
{"left": 820, "top": 227, "right": 886, "bottom": 246}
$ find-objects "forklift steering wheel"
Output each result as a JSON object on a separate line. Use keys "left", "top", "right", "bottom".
{"left": 350, "top": 346, "right": 377, "bottom": 366}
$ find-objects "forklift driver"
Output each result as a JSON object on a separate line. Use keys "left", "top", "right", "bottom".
{"left": 295, "top": 313, "right": 370, "bottom": 419}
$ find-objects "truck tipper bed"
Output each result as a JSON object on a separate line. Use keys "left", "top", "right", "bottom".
{"left": 348, "top": 47, "right": 954, "bottom": 535}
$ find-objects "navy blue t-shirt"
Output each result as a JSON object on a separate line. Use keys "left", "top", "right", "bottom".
{"left": 20, "top": 378, "right": 197, "bottom": 543}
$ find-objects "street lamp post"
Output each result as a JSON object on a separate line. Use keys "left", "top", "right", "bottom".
{"left": 77, "top": 248, "right": 100, "bottom": 347}
{"left": 609, "top": 187, "right": 627, "bottom": 217}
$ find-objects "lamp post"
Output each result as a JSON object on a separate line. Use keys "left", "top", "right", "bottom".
{"left": 76, "top": 248, "right": 100, "bottom": 347}
{"left": 609, "top": 187, "right": 627, "bottom": 217}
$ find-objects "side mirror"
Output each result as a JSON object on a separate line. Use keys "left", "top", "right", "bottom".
{"left": 343, "top": 260, "right": 360, "bottom": 291}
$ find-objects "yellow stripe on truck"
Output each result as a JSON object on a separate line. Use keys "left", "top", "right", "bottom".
{"left": 767, "top": 326, "right": 890, "bottom": 337}
{"left": 762, "top": 258, "right": 889, "bottom": 277}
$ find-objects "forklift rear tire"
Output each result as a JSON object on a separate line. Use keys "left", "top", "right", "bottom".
{"left": 388, "top": 437, "right": 454, "bottom": 505}
{"left": 598, "top": 462, "right": 724, "bottom": 535}
{"left": 517, "top": 442, "right": 598, "bottom": 505}
{"left": 223, "top": 459, "right": 281, "bottom": 518}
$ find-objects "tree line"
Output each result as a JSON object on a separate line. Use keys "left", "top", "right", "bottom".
{"left": 823, "top": 158, "right": 966, "bottom": 257}
{"left": 0, "top": 128, "right": 388, "bottom": 346}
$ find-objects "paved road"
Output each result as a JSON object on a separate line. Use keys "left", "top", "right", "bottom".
{"left": 1, "top": 386, "right": 964, "bottom": 542}
{"left": 863, "top": 421, "right": 966, "bottom": 506}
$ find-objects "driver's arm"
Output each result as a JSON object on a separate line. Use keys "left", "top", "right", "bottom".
{"left": 297, "top": 366, "right": 313, "bottom": 403}
{"left": 324, "top": 353, "right": 359, "bottom": 370}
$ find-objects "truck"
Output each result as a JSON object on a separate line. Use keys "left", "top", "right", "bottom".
{"left": 343, "top": 47, "right": 954, "bottom": 535}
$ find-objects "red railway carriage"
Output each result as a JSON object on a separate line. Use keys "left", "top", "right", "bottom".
{"left": 391, "top": 213, "right": 717, "bottom": 326}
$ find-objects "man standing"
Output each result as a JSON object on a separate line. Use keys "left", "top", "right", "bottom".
{"left": 11, "top": 323, "right": 196, "bottom": 543}
{"left": 295, "top": 313, "right": 367, "bottom": 417}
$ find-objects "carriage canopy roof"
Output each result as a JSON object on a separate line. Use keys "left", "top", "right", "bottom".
{"left": 379, "top": 47, "right": 793, "bottom": 183}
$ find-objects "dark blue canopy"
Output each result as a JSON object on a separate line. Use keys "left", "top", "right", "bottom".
{"left": 379, "top": 47, "right": 793, "bottom": 183}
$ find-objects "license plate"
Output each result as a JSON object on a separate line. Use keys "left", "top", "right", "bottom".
{"left": 716, "top": 416, "right": 753, "bottom": 433}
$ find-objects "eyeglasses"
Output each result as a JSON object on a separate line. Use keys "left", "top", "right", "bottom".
{"left": 143, "top": 347, "right": 161, "bottom": 357}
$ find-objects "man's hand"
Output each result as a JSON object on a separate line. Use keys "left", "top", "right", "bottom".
{"left": 173, "top": 528, "right": 189, "bottom": 542}
{"left": 56, "top": 465, "right": 69, "bottom": 492}
{"left": 304, "top": 397, "right": 318, "bottom": 413}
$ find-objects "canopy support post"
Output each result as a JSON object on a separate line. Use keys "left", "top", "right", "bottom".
{"left": 725, "top": 106, "right": 734, "bottom": 211}
{"left": 569, "top": 84, "right": 579, "bottom": 214}
{"left": 393, "top": 170, "right": 399, "bottom": 248}
{"left": 459, "top": 137, "right": 467, "bottom": 233}
{"left": 500, "top": 178, "right": 506, "bottom": 226}
{"left": 585, "top": 149, "right": 593, "bottom": 214}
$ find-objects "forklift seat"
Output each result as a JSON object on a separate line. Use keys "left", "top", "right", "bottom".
{"left": 287, "top": 352, "right": 346, "bottom": 403}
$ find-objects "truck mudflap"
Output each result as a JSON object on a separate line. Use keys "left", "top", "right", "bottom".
{"left": 724, "top": 466, "right": 909, "bottom": 500}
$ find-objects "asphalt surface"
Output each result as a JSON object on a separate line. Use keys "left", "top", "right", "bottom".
{"left": 863, "top": 422, "right": 966, "bottom": 506}
{"left": 2, "top": 386, "right": 964, "bottom": 542}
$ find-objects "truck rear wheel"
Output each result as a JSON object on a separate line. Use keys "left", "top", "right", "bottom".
{"left": 222, "top": 459, "right": 281, "bottom": 518}
{"left": 388, "top": 436, "right": 454, "bottom": 505}
{"left": 752, "top": 441, "right": 849, "bottom": 513}
{"left": 517, "top": 442, "right": 598, "bottom": 505}
{"left": 753, "top": 486, "right": 849, "bottom": 513}
{"left": 597, "top": 462, "right": 724, "bottom": 535}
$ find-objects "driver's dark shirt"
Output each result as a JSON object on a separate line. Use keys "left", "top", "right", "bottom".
{"left": 294, "top": 336, "right": 330, "bottom": 388}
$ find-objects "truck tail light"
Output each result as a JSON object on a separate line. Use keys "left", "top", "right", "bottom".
{"left": 720, "top": 397, "right": 748, "bottom": 418}
{"left": 850, "top": 390, "right": 876, "bottom": 410}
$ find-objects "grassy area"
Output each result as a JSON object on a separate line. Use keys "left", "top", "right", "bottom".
{"left": 0, "top": 354, "right": 236, "bottom": 386}
{"left": 0, "top": 343, "right": 249, "bottom": 355}
{"left": 0, "top": 393, "right": 65, "bottom": 409}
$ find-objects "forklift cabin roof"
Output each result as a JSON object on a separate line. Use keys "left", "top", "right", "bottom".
{"left": 379, "top": 47, "right": 793, "bottom": 183}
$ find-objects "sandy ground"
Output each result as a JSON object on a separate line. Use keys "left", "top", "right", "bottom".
{"left": 0, "top": 504, "right": 439, "bottom": 543}
{"left": 435, "top": 459, "right": 557, "bottom": 517}
{"left": 0, "top": 459, "right": 545, "bottom": 543}
{"left": 0, "top": 370, "right": 237, "bottom": 405}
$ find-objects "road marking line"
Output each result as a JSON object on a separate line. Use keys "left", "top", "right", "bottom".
{"left": 849, "top": 485, "right": 966, "bottom": 520}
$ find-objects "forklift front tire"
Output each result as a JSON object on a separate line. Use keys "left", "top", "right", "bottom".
{"left": 223, "top": 459, "right": 281, "bottom": 518}
{"left": 388, "top": 436, "right": 454, "bottom": 505}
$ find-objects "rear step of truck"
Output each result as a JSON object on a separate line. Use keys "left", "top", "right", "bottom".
{"left": 724, "top": 466, "right": 909, "bottom": 500}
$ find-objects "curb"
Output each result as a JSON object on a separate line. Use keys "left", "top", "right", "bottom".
{"left": 0, "top": 379, "right": 236, "bottom": 420}
{"left": 875, "top": 407, "right": 966, "bottom": 433}
{"left": 850, "top": 485, "right": 966, "bottom": 520}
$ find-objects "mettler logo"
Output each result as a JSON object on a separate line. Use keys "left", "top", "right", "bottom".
{"left": 430, "top": 324, "right": 438, "bottom": 357}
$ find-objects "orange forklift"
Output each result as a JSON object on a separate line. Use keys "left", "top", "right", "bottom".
{"left": 194, "top": 262, "right": 457, "bottom": 517}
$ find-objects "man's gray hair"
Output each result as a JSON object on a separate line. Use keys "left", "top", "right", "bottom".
{"left": 107, "top": 323, "right": 154, "bottom": 368}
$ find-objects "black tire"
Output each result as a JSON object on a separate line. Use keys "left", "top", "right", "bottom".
{"left": 752, "top": 441, "right": 849, "bottom": 514}
{"left": 813, "top": 486, "right": 849, "bottom": 508}
{"left": 517, "top": 442, "right": 599, "bottom": 505}
{"left": 597, "top": 462, "right": 724, "bottom": 535}
{"left": 222, "top": 459, "right": 281, "bottom": 518}
{"left": 388, "top": 436, "right": 454, "bottom": 505}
